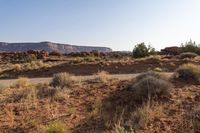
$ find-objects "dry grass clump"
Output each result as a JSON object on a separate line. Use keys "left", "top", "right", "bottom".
{"left": 13, "top": 77, "right": 29, "bottom": 88}
{"left": 180, "top": 52, "right": 198, "bottom": 59}
{"left": 111, "top": 102, "right": 165, "bottom": 132}
{"left": 36, "top": 83, "right": 67, "bottom": 101}
{"left": 24, "top": 61, "right": 51, "bottom": 70}
{"left": 8, "top": 86, "right": 36, "bottom": 103}
{"left": 130, "top": 102, "right": 165, "bottom": 129}
{"left": 97, "top": 71, "right": 110, "bottom": 84}
{"left": 43, "top": 120, "right": 66, "bottom": 133}
{"left": 12, "top": 64, "right": 21, "bottom": 71}
{"left": 93, "top": 73, "right": 171, "bottom": 132}
{"left": 50, "top": 72, "right": 76, "bottom": 89}
{"left": 136, "top": 71, "right": 162, "bottom": 81}
{"left": 146, "top": 55, "right": 161, "bottom": 61}
{"left": 174, "top": 63, "right": 200, "bottom": 83}
{"left": 132, "top": 71, "right": 171, "bottom": 102}
{"left": 132, "top": 76, "right": 171, "bottom": 102}
{"left": 36, "top": 83, "right": 58, "bottom": 99}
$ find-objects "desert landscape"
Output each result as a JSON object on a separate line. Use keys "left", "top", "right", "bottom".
{"left": 0, "top": 41, "right": 200, "bottom": 133}
{"left": 1, "top": 0, "right": 200, "bottom": 132}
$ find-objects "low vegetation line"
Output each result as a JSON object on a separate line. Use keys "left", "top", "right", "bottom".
{"left": 0, "top": 72, "right": 173, "bottom": 87}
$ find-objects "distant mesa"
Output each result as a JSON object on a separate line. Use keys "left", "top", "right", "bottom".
{"left": 0, "top": 41, "right": 112, "bottom": 53}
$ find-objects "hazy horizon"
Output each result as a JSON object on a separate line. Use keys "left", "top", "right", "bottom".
{"left": 1, "top": 0, "right": 200, "bottom": 51}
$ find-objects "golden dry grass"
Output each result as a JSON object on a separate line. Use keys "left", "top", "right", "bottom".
{"left": 13, "top": 77, "right": 29, "bottom": 88}
{"left": 96, "top": 71, "right": 110, "bottom": 84}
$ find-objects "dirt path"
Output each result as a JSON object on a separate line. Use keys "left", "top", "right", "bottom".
{"left": 0, "top": 72, "right": 173, "bottom": 87}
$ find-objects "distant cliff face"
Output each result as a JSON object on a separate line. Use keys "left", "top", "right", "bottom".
{"left": 0, "top": 42, "right": 112, "bottom": 53}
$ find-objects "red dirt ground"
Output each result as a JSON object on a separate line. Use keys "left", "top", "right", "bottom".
{"left": 0, "top": 77, "right": 200, "bottom": 133}
{"left": 0, "top": 58, "right": 188, "bottom": 78}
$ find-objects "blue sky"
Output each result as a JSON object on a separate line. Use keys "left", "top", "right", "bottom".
{"left": 0, "top": 0, "right": 200, "bottom": 51}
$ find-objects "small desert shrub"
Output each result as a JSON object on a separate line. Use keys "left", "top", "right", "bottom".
{"left": 111, "top": 103, "right": 165, "bottom": 131}
{"left": 10, "top": 87, "right": 35, "bottom": 102}
{"left": 50, "top": 72, "right": 76, "bottom": 89}
{"left": 14, "top": 77, "right": 29, "bottom": 88}
{"left": 36, "top": 83, "right": 58, "bottom": 98}
{"left": 136, "top": 71, "right": 164, "bottom": 81}
{"left": 21, "top": 87, "right": 37, "bottom": 105}
{"left": 24, "top": 54, "right": 37, "bottom": 62}
{"left": 43, "top": 120, "right": 66, "bottom": 133}
{"left": 132, "top": 76, "right": 171, "bottom": 102}
{"left": 97, "top": 71, "right": 110, "bottom": 83}
{"left": 24, "top": 61, "right": 51, "bottom": 70}
{"left": 13, "top": 54, "right": 37, "bottom": 63}
{"left": 129, "top": 103, "right": 165, "bottom": 130}
{"left": 69, "top": 58, "right": 83, "bottom": 64}
{"left": 180, "top": 52, "right": 198, "bottom": 59}
{"left": 174, "top": 63, "right": 200, "bottom": 83}
{"left": 83, "top": 57, "right": 96, "bottom": 63}
{"left": 12, "top": 64, "right": 21, "bottom": 71}
{"left": 49, "top": 51, "right": 62, "bottom": 56}
{"left": 144, "top": 55, "right": 161, "bottom": 61}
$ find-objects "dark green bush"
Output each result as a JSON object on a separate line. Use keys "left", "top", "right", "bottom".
{"left": 133, "top": 43, "right": 156, "bottom": 58}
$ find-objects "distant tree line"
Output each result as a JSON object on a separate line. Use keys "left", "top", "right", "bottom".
{"left": 180, "top": 39, "right": 200, "bottom": 54}
{"left": 133, "top": 39, "right": 200, "bottom": 58}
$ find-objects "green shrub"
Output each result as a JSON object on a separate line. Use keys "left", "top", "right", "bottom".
{"left": 50, "top": 72, "right": 75, "bottom": 89}
{"left": 44, "top": 120, "right": 66, "bottom": 133}
{"left": 174, "top": 63, "right": 200, "bottom": 83}
{"left": 132, "top": 76, "right": 171, "bottom": 102}
{"left": 132, "top": 43, "right": 156, "bottom": 58}
{"left": 179, "top": 52, "right": 198, "bottom": 59}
